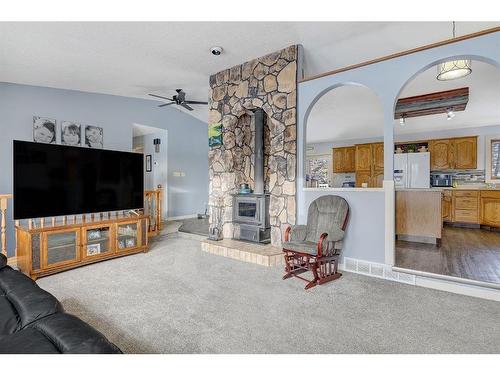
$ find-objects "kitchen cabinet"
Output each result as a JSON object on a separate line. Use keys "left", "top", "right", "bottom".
{"left": 452, "top": 190, "right": 479, "bottom": 224}
{"left": 372, "top": 170, "right": 384, "bottom": 188}
{"left": 355, "top": 142, "right": 384, "bottom": 187}
{"left": 442, "top": 189, "right": 500, "bottom": 227}
{"left": 454, "top": 137, "right": 477, "bottom": 169}
{"left": 429, "top": 136, "right": 477, "bottom": 170}
{"left": 373, "top": 142, "right": 384, "bottom": 171}
{"left": 355, "top": 171, "right": 371, "bottom": 188}
{"left": 442, "top": 190, "right": 452, "bottom": 222}
{"left": 480, "top": 191, "right": 500, "bottom": 227}
{"left": 396, "top": 191, "right": 442, "bottom": 243}
{"left": 345, "top": 147, "right": 356, "bottom": 172}
{"left": 355, "top": 144, "right": 372, "bottom": 172}
{"left": 332, "top": 146, "right": 355, "bottom": 173}
{"left": 429, "top": 139, "right": 452, "bottom": 170}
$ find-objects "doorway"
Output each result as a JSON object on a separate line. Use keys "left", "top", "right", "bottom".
{"left": 132, "top": 123, "right": 168, "bottom": 224}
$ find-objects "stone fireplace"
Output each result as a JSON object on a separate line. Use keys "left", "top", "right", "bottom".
{"left": 208, "top": 45, "right": 298, "bottom": 246}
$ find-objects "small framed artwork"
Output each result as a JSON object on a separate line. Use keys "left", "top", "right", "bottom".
{"left": 84, "top": 125, "right": 103, "bottom": 148}
{"left": 146, "top": 154, "right": 152, "bottom": 172}
{"left": 86, "top": 243, "right": 101, "bottom": 256}
{"left": 208, "top": 123, "right": 223, "bottom": 147}
{"left": 61, "top": 121, "right": 81, "bottom": 146}
{"left": 33, "top": 116, "right": 56, "bottom": 144}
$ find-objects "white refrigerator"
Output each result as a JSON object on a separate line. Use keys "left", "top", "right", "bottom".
{"left": 394, "top": 152, "right": 430, "bottom": 189}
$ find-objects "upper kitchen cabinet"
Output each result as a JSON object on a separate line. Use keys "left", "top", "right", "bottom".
{"left": 332, "top": 146, "right": 355, "bottom": 173}
{"left": 355, "top": 142, "right": 384, "bottom": 187}
{"left": 429, "top": 136, "right": 477, "bottom": 170}
{"left": 429, "top": 139, "right": 452, "bottom": 170}
{"left": 372, "top": 142, "right": 384, "bottom": 171}
{"left": 454, "top": 136, "right": 477, "bottom": 169}
{"left": 355, "top": 144, "right": 372, "bottom": 172}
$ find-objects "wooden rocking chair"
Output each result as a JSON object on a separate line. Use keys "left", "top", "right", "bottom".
{"left": 282, "top": 195, "right": 349, "bottom": 290}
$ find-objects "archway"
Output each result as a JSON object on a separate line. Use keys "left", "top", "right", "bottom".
{"left": 392, "top": 56, "right": 500, "bottom": 285}
{"left": 304, "top": 83, "right": 385, "bottom": 189}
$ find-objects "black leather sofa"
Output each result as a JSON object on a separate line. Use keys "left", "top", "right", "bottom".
{"left": 0, "top": 254, "right": 121, "bottom": 354}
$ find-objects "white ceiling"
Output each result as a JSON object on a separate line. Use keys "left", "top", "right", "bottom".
{"left": 0, "top": 22, "right": 499, "bottom": 124}
{"left": 307, "top": 85, "right": 384, "bottom": 143}
{"left": 307, "top": 60, "right": 500, "bottom": 144}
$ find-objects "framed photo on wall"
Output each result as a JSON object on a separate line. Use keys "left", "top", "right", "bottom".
{"left": 84, "top": 125, "right": 103, "bottom": 148}
{"left": 33, "top": 116, "right": 56, "bottom": 144}
{"left": 61, "top": 121, "right": 81, "bottom": 146}
{"left": 146, "top": 154, "right": 152, "bottom": 172}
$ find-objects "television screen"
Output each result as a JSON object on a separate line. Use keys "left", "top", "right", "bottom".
{"left": 13, "top": 140, "right": 144, "bottom": 220}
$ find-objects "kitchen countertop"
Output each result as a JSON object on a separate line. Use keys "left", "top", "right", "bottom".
{"left": 396, "top": 186, "right": 500, "bottom": 192}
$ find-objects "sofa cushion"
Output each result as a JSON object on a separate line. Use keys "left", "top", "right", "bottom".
{"left": 0, "top": 267, "right": 62, "bottom": 329}
{"left": 0, "top": 254, "right": 6, "bottom": 269}
{"left": 0, "top": 294, "right": 20, "bottom": 335}
{"left": 0, "top": 327, "right": 61, "bottom": 354}
{"left": 31, "top": 313, "right": 122, "bottom": 354}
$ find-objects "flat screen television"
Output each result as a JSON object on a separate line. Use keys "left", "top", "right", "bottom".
{"left": 13, "top": 140, "right": 144, "bottom": 220}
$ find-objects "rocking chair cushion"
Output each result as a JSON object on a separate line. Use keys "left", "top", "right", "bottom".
{"left": 288, "top": 225, "right": 308, "bottom": 241}
{"left": 305, "top": 196, "right": 349, "bottom": 244}
{"left": 282, "top": 240, "right": 318, "bottom": 255}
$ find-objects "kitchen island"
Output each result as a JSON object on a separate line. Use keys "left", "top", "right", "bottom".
{"left": 396, "top": 189, "right": 442, "bottom": 245}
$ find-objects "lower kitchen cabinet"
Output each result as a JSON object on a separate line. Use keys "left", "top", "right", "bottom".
{"left": 480, "top": 191, "right": 500, "bottom": 227}
{"left": 442, "top": 190, "right": 500, "bottom": 227}
{"left": 442, "top": 190, "right": 452, "bottom": 222}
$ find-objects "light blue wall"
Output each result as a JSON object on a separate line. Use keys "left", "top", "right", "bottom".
{"left": 297, "top": 31, "right": 500, "bottom": 264}
{"left": 301, "top": 190, "right": 385, "bottom": 263}
{"left": 0, "top": 82, "right": 209, "bottom": 256}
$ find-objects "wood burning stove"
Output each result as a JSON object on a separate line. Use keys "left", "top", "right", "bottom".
{"left": 232, "top": 193, "right": 270, "bottom": 243}
{"left": 232, "top": 109, "right": 271, "bottom": 243}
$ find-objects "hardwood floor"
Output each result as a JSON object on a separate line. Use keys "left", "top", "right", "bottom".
{"left": 396, "top": 225, "right": 500, "bottom": 284}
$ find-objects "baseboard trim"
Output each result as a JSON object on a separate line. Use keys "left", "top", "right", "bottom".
{"left": 415, "top": 275, "right": 500, "bottom": 302}
{"left": 167, "top": 214, "right": 198, "bottom": 221}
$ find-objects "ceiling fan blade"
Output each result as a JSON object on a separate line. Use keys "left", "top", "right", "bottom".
{"left": 185, "top": 100, "right": 209, "bottom": 105}
{"left": 158, "top": 102, "right": 175, "bottom": 107}
{"left": 149, "top": 93, "right": 174, "bottom": 101}
{"left": 180, "top": 103, "right": 194, "bottom": 111}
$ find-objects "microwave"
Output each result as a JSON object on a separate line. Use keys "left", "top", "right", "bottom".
{"left": 431, "top": 173, "right": 453, "bottom": 187}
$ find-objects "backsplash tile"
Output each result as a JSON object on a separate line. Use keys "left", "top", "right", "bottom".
{"left": 436, "top": 170, "right": 486, "bottom": 185}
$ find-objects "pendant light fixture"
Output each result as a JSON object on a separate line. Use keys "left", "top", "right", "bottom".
{"left": 437, "top": 22, "right": 472, "bottom": 81}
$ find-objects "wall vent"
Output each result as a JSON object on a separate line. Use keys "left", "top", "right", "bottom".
{"left": 341, "top": 257, "right": 416, "bottom": 285}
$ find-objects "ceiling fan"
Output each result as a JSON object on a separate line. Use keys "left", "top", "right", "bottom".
{"left": 148, "top": 89, "right": 208, "bottom": 111}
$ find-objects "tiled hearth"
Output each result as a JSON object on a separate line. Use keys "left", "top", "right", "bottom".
{"left": 201, "top": 239, "right": 284, "bottom": 267}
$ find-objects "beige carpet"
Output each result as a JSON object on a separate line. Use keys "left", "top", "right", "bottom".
{"left": 37, "top": 235, "right": 500, "bottom": 354}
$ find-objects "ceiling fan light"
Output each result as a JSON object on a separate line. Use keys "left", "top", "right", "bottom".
{"left": 437, "top": 59, "right": 472, "bottom": 81}
{"left": 399, "top": 116, "right": 406, "bottom": 127}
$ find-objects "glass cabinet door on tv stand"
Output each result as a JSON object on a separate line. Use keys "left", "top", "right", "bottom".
{"left": 116, "top": 221, "right": 140, "bottom": 252}
{"left": 41, "top": 228, "right": 81, "bottom": 270}
{"left": 82, "top": 224, "right": 114, "bottom": 260}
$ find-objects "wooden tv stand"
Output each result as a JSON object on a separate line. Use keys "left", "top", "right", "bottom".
{"left": 16, "top": 214, "right": 149, "bottom": 280}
